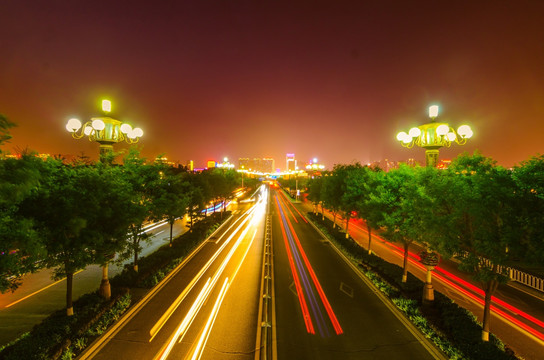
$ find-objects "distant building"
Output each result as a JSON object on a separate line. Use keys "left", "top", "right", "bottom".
{"left": 207, "top": 160, "right": 216, "bottom": 169}
{"left": 238, "top": 157, "right": 275, "bottom": 173}
{"left": 286, "top": 153, "right": 296, "bottom": 172}
{"left": 187, "top": 160, "right": 194, "bottom": 171}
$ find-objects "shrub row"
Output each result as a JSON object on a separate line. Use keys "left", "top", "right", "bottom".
{"left": 307, "top": 212, "right": 519, "bottom": 360}
{"left": 0, "top": 289, "right": 131, "bottom": 360}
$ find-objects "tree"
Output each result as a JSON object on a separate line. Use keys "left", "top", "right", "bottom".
{"left": 0, "top": 113, "right": 16, "bottom": 150}
{"left": 89, "top": 163, "right": 135, "bottom": 299}
{"left": 20, "top": 160, "right": 98, "bottom": 315}
{"left": 335, "top": 163, "right": 363, "bottom": 238}
{"left": 117, "top": 149, "right": 157, "bottom": 272}
{"left": 185, "top": 173, "right": 207, "bottom": 231}
{"left": 346, "top": 165, "right": 383, "bottom": 254}
{"left": 322, "top": 172, "right": 343, "bottom": 228}
{"left": 307, "top": 176, "right": 324, "bottom": 216}
{"left": 151, "top": 167, "right": 189, "bottom": 246}
{"left": 427, "top": 152, "right": 521, "bottom": 341}
{"left": 511, "top": 154, "right": 544, "bottom": 265}
{"left": 371, "top": 165, "right": 420, "bottom": 283}
{"left": 0, "top": 155, "right": 46, "bottom": 292}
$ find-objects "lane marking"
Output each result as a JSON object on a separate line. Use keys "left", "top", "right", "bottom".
{"left": 5, "top": 270, "right": 84, "bottom": 308}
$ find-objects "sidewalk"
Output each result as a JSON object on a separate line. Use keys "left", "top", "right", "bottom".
{"left": 296, "top": 200, "right": 544, "bottom": 360}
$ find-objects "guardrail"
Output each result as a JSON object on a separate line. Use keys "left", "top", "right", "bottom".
{"left": 509, "top": 268, "right": 544, "bottom": 293}
{"left": 477, "top": 256, "right": 544, "bottom": 293}
{"left": 256, "top": 206, "right": 275, "bottom": 360}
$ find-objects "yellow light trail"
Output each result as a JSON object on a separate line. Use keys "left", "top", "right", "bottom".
{"left": 153, "top": 201, "right": 263, "bottom": 360}
{"left": 149, "top": 206, "right": 256, "bottom": 341}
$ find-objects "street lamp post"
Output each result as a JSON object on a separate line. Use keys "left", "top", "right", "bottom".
{"left": 396, "top": 105, "right": 473, "bottom": 167}
{"left": 65, "top": 100, "right": 143, "bottom": 300}
{"left": 66, "top": 100, "right": 144, "bottom": 162}
{"left": 419, "top": 250, "right": 440, "bottom": 304}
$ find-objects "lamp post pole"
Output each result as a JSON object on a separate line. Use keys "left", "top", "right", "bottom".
{"left": 66, "top": 99, "right": 143, "bottom": 300}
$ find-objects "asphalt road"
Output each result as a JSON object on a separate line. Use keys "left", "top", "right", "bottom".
{"left": 270, "top": 189, "right": 443, "bottom": 360}
{"left": 80, "top": 188, "right": 268, "bottom": 360}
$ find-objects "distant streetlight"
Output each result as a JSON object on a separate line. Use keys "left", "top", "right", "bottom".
{"left": 65, "top": 99, "right": 143, "bottom": 300}
{"left": 396, "top": 105, "right": 473, "bottom": 167}
{"left": 66, "top": 99, "right": 143, "bottom": 161}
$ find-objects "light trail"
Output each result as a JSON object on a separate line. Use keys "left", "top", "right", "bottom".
{"left": 275, "top": 196, "right": 315, "bottom": 334}
{"left": 153, "top": 197, "right": 264, "bottom": 359}
{"left": 277, "top": 190, "right": 308, "bottom": 223}
{"left": 276, "top": 194, "right": 329, "bottom": 336}
{"left": 277, "top": 194, "right": 343, "bottom": 335}
{"left": 188, "top": 278, "right": 230, "bottom": 360}
{"left": 149, "top": 206, "right": 256, "bottom": 341}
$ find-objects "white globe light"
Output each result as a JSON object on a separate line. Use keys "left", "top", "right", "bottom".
{"left": 436, "top": 124, "right": 449, "bottom": 136}
{"left": 127, "top": 130, "right": 137, "bottom": 139}
{"left": 92, "top": 119, "right": 105, "bottom": 131}
{"left": 397, "top": 131, "right": 408, "bottom": 142}
{"left": 457, "top": 125, "right": 472, "bottom": 137}
{"left": 465, "top": 129, "right": 473, "bottom": 139}
{"left": 120, "top": 123, "right": 132, "bottom": 134}
{"left": 408, "top": 127, "right": 421, "bottom": 138}
{"left": 133, "top": 128, "right": 144, "bottom": 138}
{"left": 84, "top": 126, "right": 93, "bottom": 136}
{"left": 402, "top": 133, "right": 412, "bottom": 144}
{"left": 447, "top": 132, "right": 456, "bottom": 141}
{"left": 65, "top": 118, "right": 81, "bottom": 132}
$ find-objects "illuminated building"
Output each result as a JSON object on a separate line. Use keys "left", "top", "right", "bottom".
{"left": 207, "top": 160, "right": 216, "bottom": 169}
{"left": 286, "top": 153, "right": 296, "bottom": 172}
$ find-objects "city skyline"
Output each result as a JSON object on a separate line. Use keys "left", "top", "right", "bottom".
{"left": 1, "top": 1, "right": 544, "bottom": 168}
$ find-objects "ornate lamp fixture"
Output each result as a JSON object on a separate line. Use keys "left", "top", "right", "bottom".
{"left": 66, "top": 100, "right": 143, "bottom": 159}
{"left": 396, "top": 105, "right": 473, "bottom": 167}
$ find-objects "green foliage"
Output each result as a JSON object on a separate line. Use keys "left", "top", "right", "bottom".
{"left": 0, "top": 155, "right": 46, "bottom": 292}
{"left": 0, "top": 113, "right": 16, "bottom": 148}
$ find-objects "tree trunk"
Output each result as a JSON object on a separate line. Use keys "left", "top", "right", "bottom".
{"left": 345, "top": 213, "right": 350, "bottom": 238}
{"left": 402, "top": 242, "right": 409, "bottom": 283}
{"left": 367, "top": 223, "right": 372, "bottom": 255}
{"left": 333, "top": 212, "right": 337, "bottom": 228}
{"left": 66, "top": 271, "right": 74, "bottom": 316}
{"left": 99, "top": 263, "right": 111, "bottom": 300}
{"left": 482, "top": 278, "right": 499, "bottom": 341}
{"left": 169, "top": 221, "right": 174, "bottom": 247}
{"left": 321, "top": 203, "right": 325, "bottom": 220}
{"left": 134, "top": 242, "right": 139, "bottom": 272}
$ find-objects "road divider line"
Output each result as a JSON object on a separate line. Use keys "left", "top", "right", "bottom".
{"left": 5, "top": 270, "right": 83, "bottom": 308}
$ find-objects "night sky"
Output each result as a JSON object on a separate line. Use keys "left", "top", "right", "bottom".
{"left": 1, "top": 1, "right": 543, "bottom": 169}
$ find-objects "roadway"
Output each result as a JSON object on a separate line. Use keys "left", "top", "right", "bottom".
{"left": 0, "top": 218, "right": 189, "bottom": 346}
{"left": 80, "top": 186, "right": 268, "bottom": 360}
{"left": 271, "top": 189, "right": 443, "bottom": 360}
